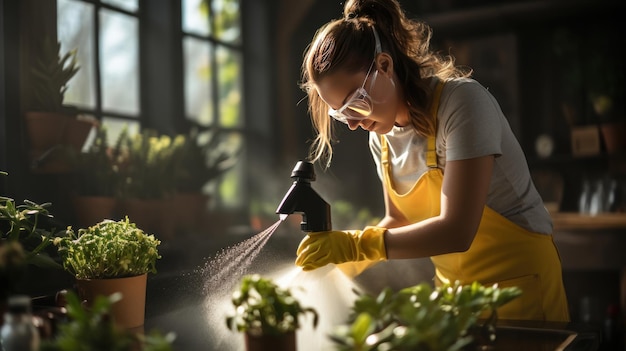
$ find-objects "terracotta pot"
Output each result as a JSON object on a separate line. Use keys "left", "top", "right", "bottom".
{"left": 72, "top": 196, "right": 118, "bottom": 229}
{"left": 23, "top": 111, "right": 69, "bottom": 155}
{"left": 122, "top": 198, "right": 176, "bottom": 239}
{"left": 172, "top": 192, "right": 210, "bottom": 233}
{"left": 245, "top": 331, "right": 296, "bottom": 351}
{"left": 600, "top": 122, "right": 626, "bottom": 154}
{"left": 64, "top": 117, "right": 97, "bottom": 151}
{"left": 24, "top": 111, "right": 96, "bottom": 173}
{"left": 121, "top": 198, "right": 164, "bottom": 235}
{"left": 24, "top": 111, "right": 73, "bottom": 173}
{"left": 158, "top": 199, "right": 177, "bottom": 240}
{"left": 76, "top": 274, "right": 147, "bottom": 329}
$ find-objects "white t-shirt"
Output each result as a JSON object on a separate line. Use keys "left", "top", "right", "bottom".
{"left": 369, "top": 77, "right": 553, "bottom": 234}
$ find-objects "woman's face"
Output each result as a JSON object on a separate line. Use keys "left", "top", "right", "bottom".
{"left": 315, "top": 57, "right": 404, "bottom": 134}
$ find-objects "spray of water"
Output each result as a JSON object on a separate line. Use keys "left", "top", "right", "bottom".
{"left": 270, "top": 264, "right": 361, "bottom": 351}
{"left": 202, "top": 219, "right": 282, "bottom": 298}
{"left": 193, "top": 219, "right": 363, "bottom": 351}
{"left": 197, "top": 219, "right": 284, "bottom": 350}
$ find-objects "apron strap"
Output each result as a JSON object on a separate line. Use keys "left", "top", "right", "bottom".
{"left": 426, "top": 79, "right": 445, "bottom": 168}
{"left": 381, "top": 79, "right": 445, "bottom": 168}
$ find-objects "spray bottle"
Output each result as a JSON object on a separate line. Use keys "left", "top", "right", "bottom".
{"left": 276, "top": 160, "right": 331, "bottom": 232}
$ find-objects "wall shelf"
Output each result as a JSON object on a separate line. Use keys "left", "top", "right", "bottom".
{"left": 552, "top": 212, "right": 626, "bottom": 231}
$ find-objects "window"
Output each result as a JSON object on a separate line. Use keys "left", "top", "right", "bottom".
{"left": 57, "top": 0, "right": 244, "bottom": 210}
{"left": 182, "top": 0, "right": 243, "bottom": 208}
{"left": 57, "top": 0, "right": 141, "bottom": 141}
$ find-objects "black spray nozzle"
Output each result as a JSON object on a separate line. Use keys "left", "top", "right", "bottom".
{"left": 276, "top": 160, "right": 331, "bottom": 232}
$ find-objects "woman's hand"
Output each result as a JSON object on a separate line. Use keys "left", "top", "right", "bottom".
{"left": 295, "top": 226, "right": 387, "bottom": 271}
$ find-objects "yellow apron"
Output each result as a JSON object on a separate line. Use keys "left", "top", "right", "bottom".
{"left": 380, "top": 81, "right": 570, "bottom": 322}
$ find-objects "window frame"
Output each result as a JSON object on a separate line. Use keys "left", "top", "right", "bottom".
{"left": 55, "top": 0, "right": 247, "bottom": 209}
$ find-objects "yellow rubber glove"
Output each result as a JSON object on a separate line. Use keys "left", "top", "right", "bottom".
{"left": 295, "top": 226, "right": 387, "bottom": 271}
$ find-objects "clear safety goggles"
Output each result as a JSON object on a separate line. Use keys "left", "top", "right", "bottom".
{"left": 328, "top": 63, "right": 379, "bottom": 124}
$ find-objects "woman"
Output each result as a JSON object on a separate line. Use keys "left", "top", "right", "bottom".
{"left": 294, "top": 0, "right": 569, "bottom": 322}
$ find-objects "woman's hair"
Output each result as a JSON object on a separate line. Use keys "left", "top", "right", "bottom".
{"left": 300, "top": 0, "right": 471, "bottom": 167}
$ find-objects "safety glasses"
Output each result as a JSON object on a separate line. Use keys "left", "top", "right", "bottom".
{"left": 328, "top": 27, "right": 382, "bottom": 124}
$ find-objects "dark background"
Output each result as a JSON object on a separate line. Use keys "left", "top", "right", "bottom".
{"left": 1, "top": 1, "right": 625, "bottom": 346}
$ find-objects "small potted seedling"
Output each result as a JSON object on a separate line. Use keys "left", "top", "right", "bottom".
{"left": 226, "top": 274, "right": 318, "bottom": 351}
{"left": 53, "top": 217, "right": 161, "bottom": 328}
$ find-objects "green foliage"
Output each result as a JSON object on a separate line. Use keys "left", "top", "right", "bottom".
{"left": 40, "top": 291, "right": 175, "bottom": 351}
{"left": 30, "top": 37, "right": 80, "bottom": 113}
{"left": 1, "top": 171, "right": 65, "bottom": 299}
{"left": 117, "top": 129, "right": 179, "bottom": 199}
{"left": 199, "top": 0, "right": 240, "bottom": 41}
{"left": 329, "top": 281, "right": 522, "bottom": 351}
{"left": 0, "top": 175, "right": 63, "bottom": 268}
{"left": 68, "top": 125, "right": 240, "bottom": 200}
{"left": 1, "top": 197, "right": 54, "bottom": 254}
{"left": 54, "top": 217, "right": 161, "bottom": 279}
{"left": 552, "top": 26, "right": 625, "bottom": 124}
{"left": 225, "top": 274, "right": 319, "bottom": 336}
{"left": 172, "top": 128, "right": 240, "bottom": 193}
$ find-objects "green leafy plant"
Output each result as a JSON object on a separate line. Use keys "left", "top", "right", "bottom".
{"left": 1, "top": 173, "right": 61, "bottom": 259}
{"left": 117, "top": 129, "right": 178, "bottom": 200}
{"left": 552, "top": 27, "right": 624, "bottom": 126}
{"left": 54, "top": 217, "right": 161, "bottom": 279}
{"left": 225, "top": 274, "right": 319, "bottom": 336}
{"left": 172, "top": 128, "right": 240, "bottom": 193}
{"left": 329, "top": 281, "right": 522, "bottom": 351}
{"left": 30, "top": 37, "right": 80, "bottom": 113}
{"left": 40, "top": 291, "right": 175, "bottom": 351}
{"left": 0, "top": 197, "right": 56, "bottom": 264}
{"left": 1, "top": 171, "right": 66, "bottom": 299}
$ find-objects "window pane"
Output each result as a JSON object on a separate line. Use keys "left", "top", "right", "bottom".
{"left": 57, "top": 0, "right": 96, "bottom": 109}
{"left": 183, "top": 0, "right": 209, "bottom": 36}
{"left": 217, "top": 46, "right": 242, "bottom": 127}
{"left": 184, "top": 37, "right": 213, "bottom": 125}
{"left": 102, "top": 0, "right": 138, "bottom": 13}
{"left": 100, "top": 9, "right": 139, "bottom": 115}
{"left": 215, "top": 132, "right": 243, "bottom": 208}
{"left": 211, "top": 0, "right": 240, "bottom": 43}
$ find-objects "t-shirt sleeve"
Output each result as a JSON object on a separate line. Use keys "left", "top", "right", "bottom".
{"left": 438, "top": 80, "right": 504, "bottom": 161}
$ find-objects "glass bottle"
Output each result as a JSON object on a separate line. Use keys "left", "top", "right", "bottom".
{"left": 0, "top": 295, "right": 40, "bottom": 351}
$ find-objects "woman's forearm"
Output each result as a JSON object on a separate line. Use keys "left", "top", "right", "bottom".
{"left": 384, "top": 215, "right": 477, "bottom": 259}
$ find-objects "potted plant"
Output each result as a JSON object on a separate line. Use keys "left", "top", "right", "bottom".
{"left": 40, "top": 291, "right": 175, "bottom": 351}
{"left": 1, "top": 171, "right": 66, "bottom": 303}
{"left": 329, "top": 281, "right": 522, "bottom": 351}
{"left": 69, "top": 125, "right": 120, "bottom": 228}
{"left": 171, "top": 128, "right": 240, "bottom": 233}
{"left": 172, "top": 128, "right": 239, "bottom": 194}
{"left": 585, "top": 32, "right": 625, "bottom": 154}
{"left": 24, "top": 37, "right": 96, "bottom": 173}
{"left": 53, "top": 217, "right": 161, "bottom": 328}
{"left": 117, "top": 129, "right": 178, "bottom": 237}
{"left": 553, "top": 27, "right": 625, "bottom": 156}
{"left": 226, "top": 274, "right": 319, "bottom": 351}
